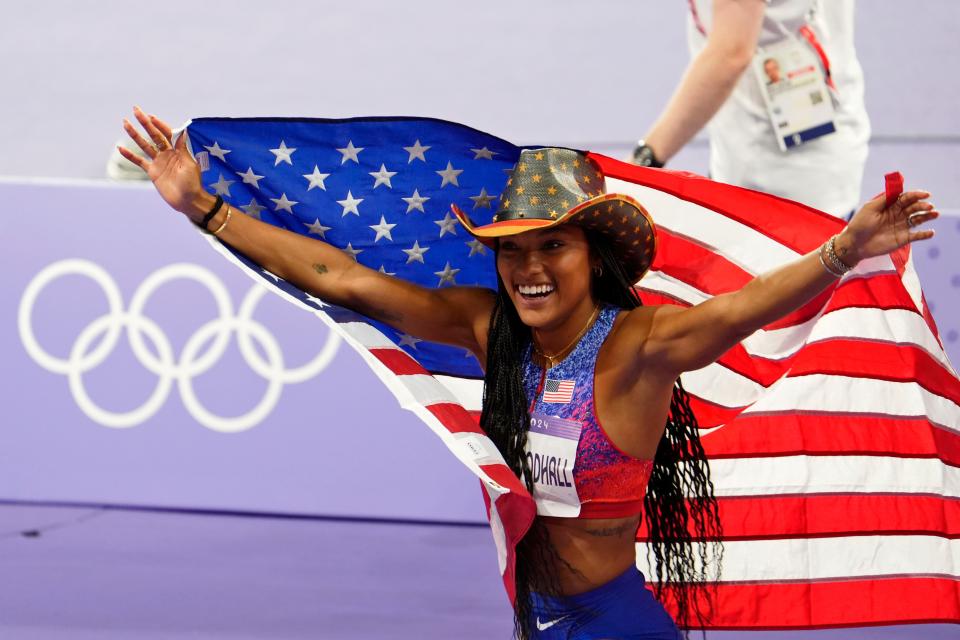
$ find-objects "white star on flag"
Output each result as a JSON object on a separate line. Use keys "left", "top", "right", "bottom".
{"left": 337, "top": 191, "right": 363, "bottom": 217}
{"left": 402, "top": 240, "right": 430, "bottom": 264}
{"left": 378, "top": 265, "right": 397, "bottom": 276}
{"left": 304, "top": 218, "right": 332, "bottom": 238}
{"left": 370, "top": 215, "right": 397, "bottom": 242}
{"left": 261, "top": 267, "right": 282, "bottom": 282}
{"left": 434, "top": 212, "right": 459, "bottom": 237}
{"left": 304, "top": 293, "right": 329, "bottom": 308}
{"left": 469, "top": 187, "right": 496, "bottom": 209}
{"left": 436, "top": 161, "right": 463, "bottom": 188}
{"left": 240, "top": 198, "right": 265, "bottom": 219}
{"left": 337, "top": 140, "right": 364, "bottom": 164}
{"left": 204, "top": 141, "right": 231, "bottom": 161}
{"left": 303, "top": 166, "right": 330, "bottom": 191}
{"left": 210, "top": 173, "right": 235, "bottom": 197}
{"left": 270, "top": 193, "right": 298, "bottom": 213}
{"left": 342, "top": 242, "right": 363, "bottom": 261}
{"left": 402, "top": 189, "right": 430, "bottom": 213}
{"left": 270, "top": 140, "right": 296, "bottom": 166}
{"left": 434, "top": 261, "right": 460, "bottom": 286}
{"left": 397, "top": 333, "right": 423, "bottom": 349}
{"left": 236, "top": 167, "right": 264, "bottom": 189}
{"left": 470, "top": 146, "right": 496, "bottom": 160}
{"left": 403, "top": 140, "right": 431, "bottom": 163}
{"left": 466, "top": 238, "right": 488, "bottom": 257}
{"left": 369, "top": 164, "right": 398, "bottom": 189}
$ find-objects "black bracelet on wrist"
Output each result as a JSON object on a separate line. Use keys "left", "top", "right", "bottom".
{"left": 631, "top": 141, "right": 664, "bottom": 168}
{"left": 198, "top": 195, "right": 224, "bottom": 231}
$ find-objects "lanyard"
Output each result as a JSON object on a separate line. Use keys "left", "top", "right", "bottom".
{"left": 688, "top": 0, "right": 708, "bottom": 36}
{"left": 687, "top": 0, "right": 834, "bottom": 90}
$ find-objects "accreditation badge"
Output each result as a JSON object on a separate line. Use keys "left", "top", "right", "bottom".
{"left": 525, "top": 413, "right": 582, "bottom": 517}
{"left": 753, "top": 36, "right": 837, "bottom": 151}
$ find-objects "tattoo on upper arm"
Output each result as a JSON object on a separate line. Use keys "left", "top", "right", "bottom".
{"left": 312, "top": 263, "right": 328, "bottom": 275}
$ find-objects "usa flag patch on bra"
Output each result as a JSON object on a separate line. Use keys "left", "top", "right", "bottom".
{"left": 543, "top": 379, "right": 575, "bottom": 404}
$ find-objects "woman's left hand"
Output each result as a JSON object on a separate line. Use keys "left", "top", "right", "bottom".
{"left": 836, "top": 190, "right": 938, "bottom": 266}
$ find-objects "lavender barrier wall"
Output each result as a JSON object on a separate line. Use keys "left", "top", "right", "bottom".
{"left": 1, "top": 181, "right": 489, "bottom": 522}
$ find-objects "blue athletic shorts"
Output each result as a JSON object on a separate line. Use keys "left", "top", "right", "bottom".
{"left": 528, "top": 566, "right": 682, "bottom": 639}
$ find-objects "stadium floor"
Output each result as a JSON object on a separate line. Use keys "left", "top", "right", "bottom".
{"left": 2, "top": 503, "right": 955, "bottom": 639}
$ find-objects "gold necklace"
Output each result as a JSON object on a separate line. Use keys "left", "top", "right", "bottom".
{"left": 532, "top": 305, "right": 600, "bottom": 369}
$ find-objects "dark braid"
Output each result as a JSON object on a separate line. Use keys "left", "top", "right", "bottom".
{"left": 481, "top": 231, "right": 723, "bottom": 638}
{"left": 481, "top": 273, "right": 566, "bottom": 639}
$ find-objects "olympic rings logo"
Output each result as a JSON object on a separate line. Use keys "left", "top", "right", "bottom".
{"left": 17, "top": 259, "right": 340, "bottom": 433}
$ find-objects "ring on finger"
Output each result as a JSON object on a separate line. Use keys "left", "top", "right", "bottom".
{"left": 908, "top": 212, "right": 924, "bottom": 227}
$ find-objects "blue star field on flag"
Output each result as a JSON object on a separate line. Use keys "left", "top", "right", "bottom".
{"left": 185, "top": 117, "right": 525, "bottom": 378}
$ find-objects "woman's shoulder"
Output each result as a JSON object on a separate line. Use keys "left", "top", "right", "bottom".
{"left": 609, "top": 304, "right": 674, "bottom": 342}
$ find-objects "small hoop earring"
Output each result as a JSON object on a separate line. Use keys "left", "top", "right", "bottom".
{"left": 593, "top": 264, "right": 603, "bottom": 277}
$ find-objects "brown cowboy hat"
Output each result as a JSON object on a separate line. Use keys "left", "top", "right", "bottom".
{"left": 451, "top": 147, "right": 657, "bottom": 283}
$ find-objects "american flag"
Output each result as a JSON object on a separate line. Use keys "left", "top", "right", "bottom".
{"left": 542, "top": 378, "right": 575, "bottom": 404}
{"left": 183, "top": 117, "right": 960, "bottom": 629}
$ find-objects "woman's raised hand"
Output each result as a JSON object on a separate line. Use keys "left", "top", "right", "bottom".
{"left": 118, "top": 107, "right": 210, "bottom": 222}
{"left": 838, "top": 189, "right": 939, "bottom": 266}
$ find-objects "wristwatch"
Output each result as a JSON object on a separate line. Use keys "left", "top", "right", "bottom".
{"left": 631, "top": 140, "right": 664, "bottom": 168}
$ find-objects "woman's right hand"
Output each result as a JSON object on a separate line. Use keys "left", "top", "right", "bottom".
{"left": 118, "top": 107, "right": 211, "bottom": 222}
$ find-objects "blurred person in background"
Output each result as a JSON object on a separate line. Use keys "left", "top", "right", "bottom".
{"left": 631, "top": 0, "right": 869, "bottom": 218}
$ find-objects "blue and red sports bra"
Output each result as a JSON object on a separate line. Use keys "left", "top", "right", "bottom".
{"left": 522, "top": 304, "right": 653, "bottom": 519}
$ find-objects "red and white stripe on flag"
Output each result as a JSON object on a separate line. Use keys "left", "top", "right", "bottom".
{"left": 589, "top": 153, "right": 960, "bottom": 629}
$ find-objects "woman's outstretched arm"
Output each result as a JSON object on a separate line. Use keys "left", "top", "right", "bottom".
{"left": 623, "top": 190, "right": 939, "bottom": 376}
{"left": 119, "top": 108, "right": 495, "bottom": 355}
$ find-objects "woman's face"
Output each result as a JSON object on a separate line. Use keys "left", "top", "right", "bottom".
{"left": 496, "top": 225, "right": 597, "bottom": 331}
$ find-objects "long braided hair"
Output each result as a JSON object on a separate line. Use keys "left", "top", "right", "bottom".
{"left": 479, "top": 229, "right": 723, "bottom": 639}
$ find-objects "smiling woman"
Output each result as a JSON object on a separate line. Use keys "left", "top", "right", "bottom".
{"left": 455, "top": 148, "right": 718, "bottom": 638}
{"left": 119, "top": 109, "right": 938, "bottom": 639}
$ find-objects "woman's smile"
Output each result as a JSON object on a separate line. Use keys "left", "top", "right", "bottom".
{"left": 515, "top": 281, "right": 557, "bottom": 308}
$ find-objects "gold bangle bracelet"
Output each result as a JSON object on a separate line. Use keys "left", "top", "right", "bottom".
{"left": 211, "top": 206, "right": 232, "bottom": 236}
